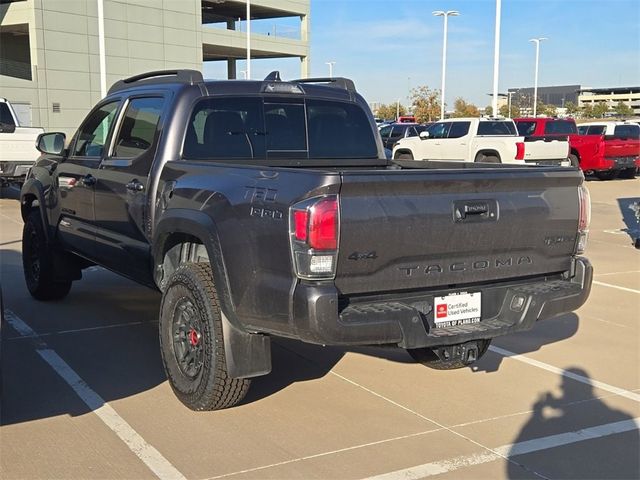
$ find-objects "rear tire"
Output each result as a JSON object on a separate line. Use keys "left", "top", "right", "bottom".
{"left": 22, "top": 211, "right": 72, "bottom": 301}
{"left": 619, "top": 167, "right": 636, "bottom": 179}
{"left": 595, "top": 170, "right": 618, "bottom": 181}
{"left": 568, "top": 154, "right": 580, "bottom": 168}
{"left": 408, "top": 339, "right": 491, "bottom": 370}
{"left": 475, "top": 153, "right": 501, "bottom": 164}
{"left": 159, "top": 262, "right": 250, "bottom": 411}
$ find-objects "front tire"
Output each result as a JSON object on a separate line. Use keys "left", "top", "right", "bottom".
{"left": 22, "top": 211, "right": 72, "bottom": 301}
{"left": 159, "top": 262, "right": 250, "bottom": 411}
{"left": 394, "top": 151, "right": 414, "bottom": 161}
{"left": 408, "top": 339, "right": 491, "bottom": 370}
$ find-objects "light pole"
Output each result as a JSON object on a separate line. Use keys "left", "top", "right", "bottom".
{"left": 491, "top": 0, "right": 502, "bottom": 116}
{"left": 246, "top": 0, "right": 251, "bottom": 79}
{"left": 529, "top": 37, "right": 547, "bottom": 117}
{"left": 433, "top": 10, "right": 459, "bottom": 120}
{"left": 325, "top": 61, "right": 336, "bottom": 77}
{"left": 507, "top": 91, "right": 514, "bottom": 117}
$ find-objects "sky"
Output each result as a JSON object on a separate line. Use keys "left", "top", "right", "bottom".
{"left": 203, "top": 0, "right": 640, "bottom": 109}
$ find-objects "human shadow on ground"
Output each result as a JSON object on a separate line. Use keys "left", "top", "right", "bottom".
{"left": 507, "top": 367, "right": 639, "bottom": 479}
{"left": 617, "top": 197, "right": 640, "bottom": 247}
{"left": 470, "top": 313, "right": 579, "bottom": 374}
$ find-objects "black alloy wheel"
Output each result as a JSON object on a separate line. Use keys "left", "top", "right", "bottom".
{"left": 171, "top": 298, "right": 204, "bottom": 379}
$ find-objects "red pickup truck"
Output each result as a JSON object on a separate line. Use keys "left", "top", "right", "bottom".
{"left": 515, "top": 118, "right": 640, "bottom": 180}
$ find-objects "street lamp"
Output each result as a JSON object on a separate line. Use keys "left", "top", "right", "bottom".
{"left": 325, "top": 61, "right": 336, "bottom": 77}
{"left": 246, "top": 0, "right": 251, "bottom": 79}
{"left": 433, "top": 10, "right": 460, "bottom": 119}
{"left": 529, "top": 37, "right": 548, "bottom": 117}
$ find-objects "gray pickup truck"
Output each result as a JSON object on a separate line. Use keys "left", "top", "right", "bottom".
{"left": 21, "top": 70, "right": 593, "bottom": 411}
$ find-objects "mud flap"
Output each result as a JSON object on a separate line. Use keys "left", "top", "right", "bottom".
{"left": 220, "top": 310, "right": 272, "bottom": 379}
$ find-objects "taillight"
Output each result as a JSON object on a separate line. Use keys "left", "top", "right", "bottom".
{"left": 308, "top": 197, "right": 338, "bottom": 250}
{"left": 576, "top": 184, "right": 591, "bottom": 254}
{"left": 515, "top": 142, "right": 525, "bottom": 160}
{"left": 290, "top": 195, "right": 340, "bottom": 279}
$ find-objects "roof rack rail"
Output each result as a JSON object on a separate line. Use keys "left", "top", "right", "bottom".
{"left": 291, "top": 77, "right": 356, "bottom": 92}
{"left": 108, "top": 69, "right": 204, "bottom": 95}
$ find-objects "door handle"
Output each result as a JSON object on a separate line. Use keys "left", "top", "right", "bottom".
{"left": 81, "top": 174, "right": 96, "bottom": 187}
{"left": 126, "top": 180, "right": 144, "bottom": 192}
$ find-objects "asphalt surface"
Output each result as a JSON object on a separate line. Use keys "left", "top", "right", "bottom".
{"left": 1, "top": 177, "right": 639, "bottom": 480}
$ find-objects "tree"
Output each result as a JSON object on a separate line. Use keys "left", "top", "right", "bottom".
{"left": 592, "top": 102, "right": 609, "bottom": 118}
{"left": 376, "top": 103, "right": 405, "bottom": 120}
{"left": 410, "top": 85, "right": 441, "bottom": 122}
{"left": 581, "top": 104, "right": 594, "bottom": 118}
{"left": 484, "top": 105, "right": 493, "bottom": 117}
{"left": 614, "top": 101, "right": 633, "bottom": 117}
{"left": 565, "top": 101, "right": 578, "bottom": 116}
{"left": 452, "top": 97, "right": 480, "bottom": 117}
{"left": 499, "top": 103, "right": 519, "bottom": 118}
{"left": 543, "top": 104, "right": 558, "bottom": 117}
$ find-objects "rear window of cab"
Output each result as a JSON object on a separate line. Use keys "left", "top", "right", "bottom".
{"left": 182, "top": 97, "right": 378, "bottom": 161}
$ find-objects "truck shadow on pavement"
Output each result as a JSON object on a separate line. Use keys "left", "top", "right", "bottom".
{"left": 1, "top": 247, "right": 588, "bottom": 420}
{"left": 617, "top": 197, "right": 640, "bottom": 246}
{"left": 506, "top": 367, "right": 639, "bottom": 479}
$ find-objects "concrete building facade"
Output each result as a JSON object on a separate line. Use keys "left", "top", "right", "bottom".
{"left": 0, "top": 0, "right": 310, "bottom": 135}
{"left": 578, "top": 87, "right": 640, "bottom": 115}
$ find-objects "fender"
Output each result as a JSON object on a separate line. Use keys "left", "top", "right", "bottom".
{"left": 153, "top": 208, "right": 271, "bottom": 379}
{"left": 20, "top": 178, "right": 50, "bottom": 244}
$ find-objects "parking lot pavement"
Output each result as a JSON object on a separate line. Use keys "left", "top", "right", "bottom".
{"left": 1, "top": 177, "right": 639, "bottom": 480}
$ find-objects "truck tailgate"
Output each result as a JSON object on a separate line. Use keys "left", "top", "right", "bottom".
{"left": 604, "top": 137, "right": 640, "bottom": 159}
{"left": 335, "top": 167, "right": 580, "bottom": 295}
{"left": 523, "top": 136, "right": 569, "bottom": 161}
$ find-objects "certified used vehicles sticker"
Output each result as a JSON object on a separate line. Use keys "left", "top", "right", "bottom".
{"left": 434, "top": 292, "right": 481, "bottom": 327}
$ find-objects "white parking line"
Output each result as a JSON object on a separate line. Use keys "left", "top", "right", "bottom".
{"left": 364, "top": 417, "right": 640, "bottom": 480}
{"left": 593, "top": 280, "right": 640, "bottom": 294}
{"left": 594, "top": 270, "right": 640, "bottom": 277}
{"left": 4, "top": 320, "right": 155, "bottom": 341}
{"left": 489, "top": 346, "right": 640, "bottom": 402}
{"left": 4, "top": 310, "right": 187, "bottom": 480}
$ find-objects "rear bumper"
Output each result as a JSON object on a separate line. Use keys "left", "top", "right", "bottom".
{"left": 605, "top": 156, "right": 639, "bottom": 170}
{"left": 292, "top": 257, "right": 592, "bottom": 349}
{"left": 524, "top": 158, "right": 569, "bottom": 166}
{"left": 0, "top": 161, "right": 33, "bottom": 181}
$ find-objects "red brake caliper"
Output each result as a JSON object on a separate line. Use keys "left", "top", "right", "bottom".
{"left": 188, "top": 329, "right": 200, "bottom": 346}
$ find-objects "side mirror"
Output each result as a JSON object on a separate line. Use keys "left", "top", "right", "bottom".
{"left": 0, "top": 121, "right": 16, "bottom": 134}
{"left": 36, "top": 132, "right": 66, "bottom": 155}
{"left": 419, "top": 131, "right": 430, "bottom": 140}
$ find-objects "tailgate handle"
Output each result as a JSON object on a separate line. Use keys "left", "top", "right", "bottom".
{"left": 454, "top": 200, "right": 496, "bottom": 222}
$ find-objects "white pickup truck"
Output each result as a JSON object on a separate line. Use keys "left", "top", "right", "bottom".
{"left": 392, "top": 117, "right": 569, "bottom": 165}
{"left": 0, "top": 98, "right": 44, "bottom": 186}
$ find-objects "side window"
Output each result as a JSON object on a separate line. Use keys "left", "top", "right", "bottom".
{"left": 516, "top": 121, "right": 536, "bottom": 136}
{"left": 429, "top": 122, "right": 450, "bottom": 139}
{"left": 379, "top": 125, "right": 392, "bottom": 138}
{"left": 72, "top": 102, "right": 119, "bottom": 158}
{"left": 587, "top": 126, "right": 605, "bottom": 135}
{"left": 390, "top": 125, "right": 405, "bottom": 138}
{"left": 112, "top": 97, "right": 164, "bottom": 158}
{"left": 448, "top": 122, "right": 470, "bottom": 139}
{"left": 183, "top": 97, "right": 264, "bottom": 160}
{"left": 0, "top": 103, "right": 16, "bottom": 127}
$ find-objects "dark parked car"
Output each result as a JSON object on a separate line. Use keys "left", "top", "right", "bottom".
{"left": 21, "top": 70, "right": 592, "bottom": 411}
{"left": 378, "top": 122, "right": 430, "bottom": 150}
